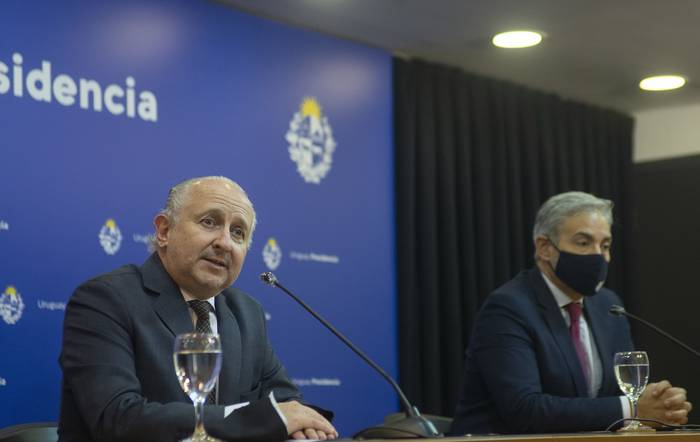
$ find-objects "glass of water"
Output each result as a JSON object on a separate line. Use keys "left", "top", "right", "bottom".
{"left": 614, "top": 351, "right": 651, "bottom": 431}
{"left": 173, "top": 333, "right": 223, "bottom": 442}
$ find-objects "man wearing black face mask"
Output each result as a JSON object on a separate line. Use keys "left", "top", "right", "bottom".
{"left": 450, "top": 191, "right": 692, "bottom": 435}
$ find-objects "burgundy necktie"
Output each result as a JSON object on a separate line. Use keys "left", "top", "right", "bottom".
{"left": 565, "top": 302, "right": 591, "bottom": 389}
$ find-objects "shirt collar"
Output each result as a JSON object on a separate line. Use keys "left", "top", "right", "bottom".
{"left": 541, "top": 272, "right": 582, "bottom": 308}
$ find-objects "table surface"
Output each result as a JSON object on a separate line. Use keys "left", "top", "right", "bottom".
{"left": 328, "top": 430, "right": 700, "bottom": 442}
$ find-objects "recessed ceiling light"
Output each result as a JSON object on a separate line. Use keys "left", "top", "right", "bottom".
{"left": 492, "top": 31, "right": 543, "bottom": 48}
{"left": 639, "top": 75, "right": 686, "bottom": 91}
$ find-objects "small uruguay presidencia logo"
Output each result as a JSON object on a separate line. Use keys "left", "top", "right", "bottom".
{"left": 263, "top": 238, "right": 282, "bottom": 271}
{"left": 0, "top": 285, "right": 25, "bottom": 325}
{"left": 99, "top": 218, "right": 122, "bottom": 255}
{"left": 285, "top": 97, "right": 337, "bottom": 184}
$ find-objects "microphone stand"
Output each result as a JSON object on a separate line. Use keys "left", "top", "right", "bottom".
{"left": 260, "top": 272, "right": 440, "bottom": 439}
{"left": 609, "top": 305, "right": 700, "bottom": 359}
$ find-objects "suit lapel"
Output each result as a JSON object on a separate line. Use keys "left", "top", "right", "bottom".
{"left": 215, "top": 293, "right": 242, "bottom": 403}
{"left": 142, "top": 253, "right": 194, "bottom": 337}
{"left": 530, "top": 269, "right": 588, "bottom": 397}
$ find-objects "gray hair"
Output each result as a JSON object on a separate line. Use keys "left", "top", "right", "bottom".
{"left": 149, "top": 176, "right": 258, "bottom": 251}
{"left": 532, "top": 191, "right": 613, "bottom": 244}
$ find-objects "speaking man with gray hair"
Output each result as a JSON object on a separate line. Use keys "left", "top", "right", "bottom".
{"left": 450, "top": 191, "right": 691, "bottom": 435}
{"left": 59, "top": 176, "right": 336, "bottom": 441}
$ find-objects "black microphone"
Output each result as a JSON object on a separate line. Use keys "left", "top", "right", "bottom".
{"left": 260, "top": 271, "right": 440, "bottom": 439}
{"left": 609, "top": 305, "right": 700, "bottom": 359}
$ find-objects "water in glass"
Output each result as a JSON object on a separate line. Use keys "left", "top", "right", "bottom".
{"left": 614, "top": 351, "right": 653, "bottom": 432}
{"left": 614, "top": 363, "right": 649, "bottom": 400}
{"left": 174, "top": 350, "right": 222, "bottom": 403}
{"left": 173, "top": 333, "right": 223, "bottom": 442}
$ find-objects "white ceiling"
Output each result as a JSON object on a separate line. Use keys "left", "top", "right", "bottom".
{"left": 223, "top": 0, "right": 700, "bottom": 113}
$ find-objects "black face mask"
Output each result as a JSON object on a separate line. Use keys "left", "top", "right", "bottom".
{"left": 548, "top": 239, "right": 608, "bottom": 296}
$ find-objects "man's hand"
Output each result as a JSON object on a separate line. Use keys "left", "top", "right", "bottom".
{"left": 637, "top": 380, "right": 692, "bottom": 425}
{"left": 278, "top": 401, "right": 338, "bottom": 440}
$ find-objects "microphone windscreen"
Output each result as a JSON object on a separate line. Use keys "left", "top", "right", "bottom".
{"left": 259, "top": 272, "right": 277, "bottom": 286}
{"left": 609, "top": 305, "right": 625, "bottom": 316}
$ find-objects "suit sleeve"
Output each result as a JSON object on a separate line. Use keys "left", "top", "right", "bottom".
{"left": 471, "top": 294, "right": 622, "bottom": 433}
{"left": 60, "top": 279, "right": 288, "bottom": 442}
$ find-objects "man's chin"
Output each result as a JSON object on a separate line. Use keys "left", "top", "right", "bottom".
{"left": 188, "top": 276, "right": 230, "bottom": 297}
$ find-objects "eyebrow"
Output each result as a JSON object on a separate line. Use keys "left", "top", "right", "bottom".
{"left": 195, "top": 208, "right": 222, "bottom": 219}
{"left": 198, "top": 208, "right": 250, "bottom": 229}
{"left": 573, "top": 232, "right": 612, "bottom": 242}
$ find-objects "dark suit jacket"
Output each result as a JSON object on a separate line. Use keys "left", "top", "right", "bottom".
{"left": 450, "top": 268, "right": 634, "bottom": 435}
{"left": 59, "top": 253, "right": 301, "bottom": 442}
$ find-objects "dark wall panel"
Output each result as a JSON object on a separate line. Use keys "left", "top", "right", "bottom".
{"left": 633, "top": 154, "right": 700, "bottom": 423}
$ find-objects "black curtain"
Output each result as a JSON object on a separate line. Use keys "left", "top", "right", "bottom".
{"left": 394, "top": 57, "right": 634, "bottom": 417}
{"left": 632, "top": 155, "right": 700, "bottom": 423}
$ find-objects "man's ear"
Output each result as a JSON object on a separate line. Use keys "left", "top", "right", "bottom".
{"left": 534, "top": 235, "right": 553, "bottom": 262}
{"left": 153, "top": 214, "right": 171, "bottom": 248}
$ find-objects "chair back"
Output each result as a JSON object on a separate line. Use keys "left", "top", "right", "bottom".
{"left": 0, "top": 422, "right": 58, "bottom": 442}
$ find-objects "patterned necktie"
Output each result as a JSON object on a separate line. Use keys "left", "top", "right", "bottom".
{"left": 187, "top": 300, "right": 217, "bottom": 404}
{"left": 188, "top": 300, "right": 213, "bottom": 333}
{"left": 565, "top": 302, "right": 591, "bottom": 391}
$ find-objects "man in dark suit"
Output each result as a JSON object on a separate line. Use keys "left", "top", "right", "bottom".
{"left": 450, "top": 191, "right": 691, "bottom": 435}
{"left": 59, "top": 176, "right": 337, "bottom": 441}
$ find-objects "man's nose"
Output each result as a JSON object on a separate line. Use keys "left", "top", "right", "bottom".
{"left": 212, "top": 229, "right": 234, "bottom": 251}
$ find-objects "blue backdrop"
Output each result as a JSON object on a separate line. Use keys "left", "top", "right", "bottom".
{"left": 0, "top": 0, "right": 396, "bottom": 435}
